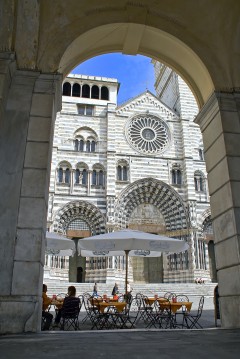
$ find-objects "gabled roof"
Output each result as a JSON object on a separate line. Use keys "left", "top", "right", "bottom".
{"left": 116, "top": 90, "right": 178, "bottom": 119}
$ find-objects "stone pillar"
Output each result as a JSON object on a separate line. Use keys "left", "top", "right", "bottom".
{"left": 195, "top": 91, "right": 240, "bottom": 328}
{"left": 0, "top": 56, "right": 62, "bottom": 334}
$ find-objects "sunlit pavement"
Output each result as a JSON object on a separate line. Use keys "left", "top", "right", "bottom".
{"left": 1, "top": 328, "right": 240, "bottom": 359}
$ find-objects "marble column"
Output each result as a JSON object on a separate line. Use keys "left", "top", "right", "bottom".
{"left": 195, "top": 91, "right": 240, "bottom": 328}
{"left": 0, "top": 55, "right": 62, "bottom": 334}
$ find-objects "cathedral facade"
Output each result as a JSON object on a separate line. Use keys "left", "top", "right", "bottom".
{"left": 45, "top": 67, "right": 215, "bottom": 284}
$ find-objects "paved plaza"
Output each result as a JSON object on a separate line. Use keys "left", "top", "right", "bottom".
{"left": 1, "top": 303, "right": 240, "bottom": 359}
{"left": 1, "top": 328, "right": 240, "bottom": 359}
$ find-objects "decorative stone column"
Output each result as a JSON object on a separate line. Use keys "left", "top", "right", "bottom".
{"left": 195, "top": 91, "right": 240, "bottom": 328}
{"left": 0, "top": 56, "right": 62, "bottom": 333}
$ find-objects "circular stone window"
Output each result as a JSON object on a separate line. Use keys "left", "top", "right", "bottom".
{"left": 125, "top": 114, "right": 170, "bottom": 154}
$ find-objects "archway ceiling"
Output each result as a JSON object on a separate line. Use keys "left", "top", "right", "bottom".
{"left": 58, "top": 23, "right": 212, "bottom": 108}
{"left": 3, "top": 0, "right": 240, "bottom": 107}
{"left": 4, "top": 0, "right": 240, "bottom": 109}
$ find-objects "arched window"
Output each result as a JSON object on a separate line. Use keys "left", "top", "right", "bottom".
{"left": 171, "top": 166, "right": 182, "bottom": 185}
{"left": 79, "top": 139, "right": 84, "bottom": 152}
{"left": 199, "top": 148, "right": 204, "bottom": 160}
{"left": 82, "top": 169, "right": 88, "bottom": 185}
{"left": 58, "top": 168, "right": 63, "bottom": 182}
{"left": 177, "top": 170, "right": 182, "bottom": 185}
{"left": 101, "top": 86, "right": 109, "bottom": 100}
{"left": 123, "top": 166, "right": 128, "bottom": 181}
{"left": 75, "top": 169, "right": 80, "bottom": 184}
{"left": 194, "top": 171, "right": 204, "bottom": 191}
{"left": 91, "top": 85, "right": 99, "bottom": 99}
{"left": 91, "top": 141, "right": 96, "bottom": 152}
{"left": 199, "top": 177, "right": 203, "bottom": 191}
{"left": 86, "top": 140, "right": 91, "bottom": 152}
{"left": 82, "top": 84, "right": 90, "bottom": 98}
{"left": 117, "top": 164, "right": 128, "bottom": 181}
{"left": 92, "top": 170, "right": 97, "bottom": 185}
{"left": 99, "top": 170, "right": 104, "bottom": 186}
{"left": 65, "top": 168, "right": 70, "bottom": 184}
{"left": 62, "top": 82, "right": 71, "bottom": 96}
{"left": 72, "top": 83, "right": 80, "bottom": 97}
{"left": 92, "top": 169, "right": 105, "bottom": 186}
{"left": 74, "top": 139, "right": 79, "bottom": 151}
{"left": 117, "top": 165, "right": 122, "bottom": 181}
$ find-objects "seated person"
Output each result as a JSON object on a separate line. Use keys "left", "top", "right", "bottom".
{"left": 42, "top": 284, "right": 53, "bottom": 330}
{"left": 54, "top": 286, "right": 80, "bottom": 326}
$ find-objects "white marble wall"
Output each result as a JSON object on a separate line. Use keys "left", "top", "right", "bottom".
{"left": 47, "top": 74, "right": 211, "bottom": 286}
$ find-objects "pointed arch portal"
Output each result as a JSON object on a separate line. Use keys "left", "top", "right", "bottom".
{"left": 115, "top": 178, "right": 190, "bottom": 234}
{"left": 54, "top": 200, "right": 105, "bottom": 235}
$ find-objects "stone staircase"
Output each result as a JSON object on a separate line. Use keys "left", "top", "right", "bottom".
{"left": 44, "top": 279, "right": 217, "bottom": 310}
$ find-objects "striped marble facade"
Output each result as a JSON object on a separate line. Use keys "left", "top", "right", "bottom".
{"left": 45, "top": 70, "right": 214, "bottom": 284}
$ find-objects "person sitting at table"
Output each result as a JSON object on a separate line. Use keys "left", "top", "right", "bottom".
{"left": 54, "top": 285, "right": 80, "bottom": 327}
{"left": 112, "top": 282, "right": 119, "bottom": 296}
{"left": 42, "top": 284, "right": 53, "bottom": 330}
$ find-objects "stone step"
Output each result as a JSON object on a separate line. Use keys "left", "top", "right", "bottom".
{"left": 44, "top": 280, "right": 216, "bottom": 298}
{"left": 44, "top": 281, "right": 216, "bottom": 311}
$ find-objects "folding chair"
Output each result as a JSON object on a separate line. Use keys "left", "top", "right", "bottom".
{"left": 84, "top": 297, "right": 109, "bottom": 330}
{"left": 60, "top": 298, "right": 80, "bottom": 331}
{"left": 146, "top": 299, "right": 174, "bottom": 329}
{"left": 183, "top": 295, "right": 204, "bottom": 329}
{"left": 116, "top": 297, "right": 141, "bottom": 329}
{"left": 135, "top": 293, "right": 153, "bottom": 322}
{"left": 174, "top": 294, "right": 190, "bottom": 328}
{"left": 164, "top": 292, "right": 177, "bottom": 300}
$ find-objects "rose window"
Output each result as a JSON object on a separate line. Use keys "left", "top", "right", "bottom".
{"left": 126, "top": 115, "right": 170, "bottom": 154}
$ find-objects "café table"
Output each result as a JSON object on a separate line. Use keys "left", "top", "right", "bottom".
{"left": 145, "top": 300, "right": 192, "bottom": 329}
{"left": 98, "top": 301, "right": 127, "bottom": 313}
{"left": 159, "top": 301, "right": 192, "bottom": 313}
{"left": 90, "top": 301, "right": 127, "bottom": 330}
{"left": 91, "top": 297, "right": 119, "bottom": 306}
{"left": 145, "top": 297, "right": 166, "bottom": 306}
{"left": 51, "top": 299, "right": 64, "bottom": 309}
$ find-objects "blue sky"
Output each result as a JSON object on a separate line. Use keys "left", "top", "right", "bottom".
{"left": 72, "top": 53, "right": 156, "bottom": 105}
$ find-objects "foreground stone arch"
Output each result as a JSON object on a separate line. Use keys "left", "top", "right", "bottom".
{"left": 1, "top": 1, "right": 240, "bottom": 332}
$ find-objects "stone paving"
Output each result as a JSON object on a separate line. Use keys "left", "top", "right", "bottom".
{"left": 1, "top": 304, "right": 239, "bottom": 359}
{"left": 1, "top": 328, "right": 240, "bottom": 359}
{"left": 50, "top": 307, "right": 216, "bottom": 331}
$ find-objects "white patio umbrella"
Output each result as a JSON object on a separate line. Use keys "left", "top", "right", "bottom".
{"left": 78, "top": 229, "right": 189, "bottom": 295}
{"left": 45, "top": 231, "right": 75, "bottom": 256}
